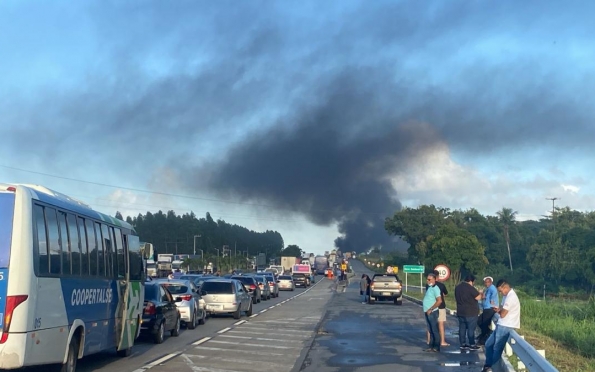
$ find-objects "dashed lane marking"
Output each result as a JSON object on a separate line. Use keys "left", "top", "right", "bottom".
{"left": 217, "top": 327, "right": 232, "bottom": 334}
{"left": 233, "top": 320, "right": 247, "bottom": 325}
{"left": 192, "top": 336, "right": 211, "bottom": 346}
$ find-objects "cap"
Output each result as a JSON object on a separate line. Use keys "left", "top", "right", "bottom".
{"left": 483, "top": 276, "right": 493, "bottom": 282}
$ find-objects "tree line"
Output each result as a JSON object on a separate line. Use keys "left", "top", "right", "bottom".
{"left": 384, "top": 205, "right": 595, "bottom": 295}
{"left": 116, "top": 210, "right": 285, "bottom": 264}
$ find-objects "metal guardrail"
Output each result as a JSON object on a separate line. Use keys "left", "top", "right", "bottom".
{"left": 403, "top": 294, "right": 559, "bottom": 372}
{"left": 505, "top": 329, "right": 558, "bottom": 372}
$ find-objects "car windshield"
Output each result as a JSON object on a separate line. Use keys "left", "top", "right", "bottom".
{"left": 201, "top": 281, "right": 234, "bottom": 294}
{"left": 162, "top": 284, "right": 189, "bottom": 294}
{"left": 254, "top": 277, "right": 266, "bottom": 283}
{"left": 279, "top": 276, "right": 292, "bottom": 280}
{"left": 232, "top": 276, "right": 254, "bottom": 285}
{"left": 374, "top": 275, "right": 401, "bottom": 282}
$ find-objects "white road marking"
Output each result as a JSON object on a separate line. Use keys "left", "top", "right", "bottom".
{"left": 237, "top": 325, "right": 313, "bottom": 333}
{"left": 259, "top": 309, "right": 268, "bottom": 313}
{"left": 194, "top": 346, "right": 287, "bottom": 357}
{"left": 217, "top": 327, "right": 232, "bottom": 334}
{"left": 192, "top": 336, "right": 211, "bottom": 346}
{"left": 144, "top": 353, "right": 179, "bottom": 368}
{"left": 209, "top": 340, "right": 299, "bottom": 349}
{"left": 220, "top": 335, "right": 304, "bottom": 343}
{"left": 233, "top": 320, "right": 247, "bottom": 325}
{"left": 249, "top": 313, "right": 259, "bottom": 318}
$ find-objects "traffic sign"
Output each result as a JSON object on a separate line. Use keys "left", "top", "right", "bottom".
{"left": 403, "top": 265, "right": 424, "bottom": 273}
{"left": 434, "top": 264, "right": 451, "bottom": 281}
{"left": 386, "top": 266, "right": 394, "bottom": 274}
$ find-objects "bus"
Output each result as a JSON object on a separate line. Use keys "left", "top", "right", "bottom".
{"left": 0, "top": 184, "right": 145, "bottom": 371}
{"left": 314, "top": 255, "right": 328, "bottom": 275}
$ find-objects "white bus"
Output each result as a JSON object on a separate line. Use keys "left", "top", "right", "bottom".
{"left": 0, "top": 184, "right": 145, "bottom": 371}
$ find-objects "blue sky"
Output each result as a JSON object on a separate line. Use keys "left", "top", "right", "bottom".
{"left": 1, "top": 1, "right": 594, "bottom": 255}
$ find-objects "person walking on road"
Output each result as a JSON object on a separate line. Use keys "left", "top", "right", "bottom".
{"left": 482, "top": 279, "right": 521, "bottom": 372}
{"left": 423, "top": 273, "right": 443, "bottom": 352}
{"left": 360, "top": 274, "right": 369, "bottom": 304}
{"left": 454, "top": 274, "right": 482, "bottom": 351}
{"left": 477, "top": 276, "right": 499, "bottom": 345}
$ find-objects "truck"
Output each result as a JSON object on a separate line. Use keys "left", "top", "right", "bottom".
{"left": 157, "top": 253, "right": 174, "bottom": 277}
{"left": 314, "top": 255, "right": 328, "bottom": 275}
{"left": 281, "top": 256, "right": 299, "bottom": 272}
{"left": 145, "top": 258, "right": 158, "bottom": 278}
{"left": 368, "top": 273, "right": 403, "bottom": 305}
{"left": 292, "top": 264, "right": 313, "bottom": 286}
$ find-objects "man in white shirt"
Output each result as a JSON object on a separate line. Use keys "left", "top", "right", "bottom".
{"left": 482, "top": 279, "right": 521, "bottom": 372}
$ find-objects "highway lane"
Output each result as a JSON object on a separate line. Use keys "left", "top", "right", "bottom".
{"left": 298, "top": 260, "right": 487, "bottom": 372}
{"left": 21, "top": 279, "right": 329, "bottom": 372}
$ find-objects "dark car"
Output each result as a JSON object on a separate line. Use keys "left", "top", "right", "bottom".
{"left": 231, "top": 276, "right": 261, "bottom": 304}
{"left": 141, "top": 282, "right": 182, "bottom": 344}
{"left": 292, "top": 273, "right": 309, "bottom": 288}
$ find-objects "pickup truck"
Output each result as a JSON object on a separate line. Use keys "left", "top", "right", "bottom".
{"left": 369, "top": 274, "right": 403, "bottom": 305}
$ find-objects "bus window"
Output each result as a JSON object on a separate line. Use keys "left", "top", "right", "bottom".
{"left": 96, "top": 222, "right": 106, "bottom": 277}
{"left": 78, "top": 217, "right": 89, "bottom": 276}
{"left": 127, "top": 234, "right": 143, "bottom": 281}
{"left": 58, "top": 211, "right": 71, "bottom": 275}
{"left": 33, "top": 204, "right": 49, "bottom": 275}
{"left": 0, "top": 193, "right": 15, "bottom": 269}
{"left": 45, "top": 208, "right": 61, "bottom": 275}
{"left": 113, "top": 228, "right": 126, "bottom": 279}
{"left": 86, "top": 219, "right": 98, "bottom": 276}
{"left": 101, "top": 224, "right": 113, "bottom": 278}
{"left": 67, "top": 214, "right": 81, "bottom": 276}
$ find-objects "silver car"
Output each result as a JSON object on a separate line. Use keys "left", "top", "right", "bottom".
{"left": 257, "top": 273, "right": 280, "bottom": 298}
{"left": 277, "top": 275, "right": 295, "bottom": 291}
{"left": 201, "top": 279, "right": 253, "bottom": 319}
{"left": 155, "top": 279, "right": 206, "bottom": 329}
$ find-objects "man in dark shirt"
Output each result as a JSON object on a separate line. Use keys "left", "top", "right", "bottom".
{"left": 455, "top": 275, "right": 482, "bottom": 351}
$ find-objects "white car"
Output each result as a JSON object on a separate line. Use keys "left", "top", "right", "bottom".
{"left": 277, "top": 275, "right": 295, "bottom": 291}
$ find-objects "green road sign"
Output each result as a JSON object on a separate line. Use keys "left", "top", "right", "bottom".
{"left": 403, "top": 265, "right": 425, "bottom": 273}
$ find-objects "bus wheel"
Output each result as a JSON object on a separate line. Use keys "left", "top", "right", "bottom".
{"left": 117, "top": 346, "right": 132, "bottom": 357}
{"left": 60, "top": 337, "right": 78, "bottom": 372}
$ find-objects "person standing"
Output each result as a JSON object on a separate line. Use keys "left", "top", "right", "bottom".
{"left": 422, "top": 273, "right": 443, "bottom": 352}
{"left": 360, "top": 274, "right": 369, "bottom": 304}
{"left": 482, "top": 279, "right": 521, "bottom": 372}
{"left": 454, "top": 275, "right": 482, "bottom": 351}
{"left": 425, "top": 270, "right": 450, "bottom": 347}
{"left": 477, "top": 276, "right": 499, "bottom": 345}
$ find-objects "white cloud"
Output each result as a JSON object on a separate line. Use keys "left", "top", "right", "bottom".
{"left": 562, "top": 184, "right": 580, "bottom": 193}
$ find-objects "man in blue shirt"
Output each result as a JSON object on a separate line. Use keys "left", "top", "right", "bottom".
{"left": 423, "top": 273, "right": 443, "bottom": 352}
{"left": 477, "top": 276, "right": 499, "bottom": 345}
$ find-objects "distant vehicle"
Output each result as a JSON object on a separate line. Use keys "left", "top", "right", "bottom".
{"left": 278, "top": 275, "right": 295, "bottom": 291}
{"left": 0, "top": 184, "right": 145, "bottom": 371}
{"left": 369, "top": 274, "right": 403, "bottom": 305}
{"left": 146, "top": 258, "right": 158, "bottom": 278}
{"left": 292, "top": 273, "right": 310, "bottom": 287}
{"left": 157, "top": 254, "right": 174, "bottom": 277}
{"left": 253, "top": 276, "right": 272, "bottom": 300}
{"left": 201, "top": 279, "right": 253, "bottom": 319}
{"left": 314, "top": 255, "right": 329, "bottom": 275}
{"left": 153, "top": 279, "right": 206, "bottom": 329}
{"left": 141, "top": 282, "right": 182, "bottom": 343}
{"left": 256, "top": 272, "right": 279, "bottom": 298}
{"left": 231, "top": 276, "right": 261, "bottom": 304}
{"left": 268, "top": 265, "right": 284, "bottom": 275}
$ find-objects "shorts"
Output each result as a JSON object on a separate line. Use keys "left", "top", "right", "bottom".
{"left": 438, "top": 308, "right": 447, "bottom": 322}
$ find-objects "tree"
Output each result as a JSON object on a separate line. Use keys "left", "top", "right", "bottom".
{"left": 496, "top": 207, "right": 517, "bottom": 272}
{"left": 280, "top": 245, "right": 302, "bottom": 257}
{"left": 421, "top": 224, "right": 488, "bottom": 284}
{"left": 114, "top": 211, "right": 124, "bottom": 221}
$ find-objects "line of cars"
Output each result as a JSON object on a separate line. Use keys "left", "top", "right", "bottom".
{"left": 140, "top": 271, "right": 301, "bottom": 344}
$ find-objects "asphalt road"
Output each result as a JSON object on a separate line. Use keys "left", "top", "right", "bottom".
{"left": 298, "top": 260, "right": 487, "bottom": 372}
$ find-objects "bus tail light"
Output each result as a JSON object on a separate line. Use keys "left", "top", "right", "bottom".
{"left": 144, "top": 302, "right": 156, "bottom": 316}
{"left": 1, "top": 295, "right": 28, "bottom": 344}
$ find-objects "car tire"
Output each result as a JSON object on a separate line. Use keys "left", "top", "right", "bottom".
{"left": 253, "top": 296, "right": 258, "bottom": 304}
{"left": 267, "top": 294, "right": 271, "bottom": 300}
{"left": 246, "top": 302, "right": 253, "bottom": 317}
{"left": 154, "top": 321, "right": 165, "bottom": 344}
{"left": 368, "top": 297, "right": 375, "bottom": 305}
{"left": 59, "top": 336, "right": 78, "bottom": 372}
{"left": 198, "top": 310, "right": 206, "bottom": 325}
{"left": 395, "top": 298, "right": 403, "bottom": 306}
{"left": 116, "top": 346, "right": 132, "bottom": 357}
{"left": 188, "top": 311, "right": 197, "bottom": 329}
{"left": 171, "top": 316, "right": 181, "bottom": 337}
{"left": 233, "top": 306, "right": 241, "bottom": 319}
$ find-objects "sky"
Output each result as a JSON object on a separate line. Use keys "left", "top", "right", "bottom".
{"left": 1, "top": 1, "right": 594, "bottom": 255}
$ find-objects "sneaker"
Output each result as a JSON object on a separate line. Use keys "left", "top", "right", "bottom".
{"left": 482, "top": 367, "right": 493, "bottom": 372}
{"left": 460, "top": 345, "right": 469, "bottom": 351}
{"left": 469, "top": 345, "right": 481, "bottom": 351}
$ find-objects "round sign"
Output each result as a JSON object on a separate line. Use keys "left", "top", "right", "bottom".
{"left": 376, "top": 263, "right": 380, "bottom": 268}
{"left": 386, "top": 266, "right": 394, "bottom": 274}
{"left": 434, "top": 264, "right": 451, "bottom": 281}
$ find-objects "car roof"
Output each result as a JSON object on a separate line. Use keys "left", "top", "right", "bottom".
{"left": 202, "top": 278, "right": 237, "bottom": 283}
{"left": 153, "top": 279, "right": 192, "bottom": 285}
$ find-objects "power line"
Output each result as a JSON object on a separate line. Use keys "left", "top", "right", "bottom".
{"left": 0, "top": 164, "right": 394, "bottom": 216}
{"left": 546, "top": 197, "right": 560, "bottom": 235}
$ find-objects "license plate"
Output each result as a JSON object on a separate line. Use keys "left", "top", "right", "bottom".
{"left": 382, "top": 292, "right": 391, "bottom": 296}
{"left": 208, "top": 304, "right": 222, "bottom": 310}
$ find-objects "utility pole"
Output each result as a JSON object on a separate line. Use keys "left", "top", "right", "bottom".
{"left": 546, "top": 197, "right": 560, "bottom": 235}
{"left": 193, "top": 235, "right": 201, "bottom": 256}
